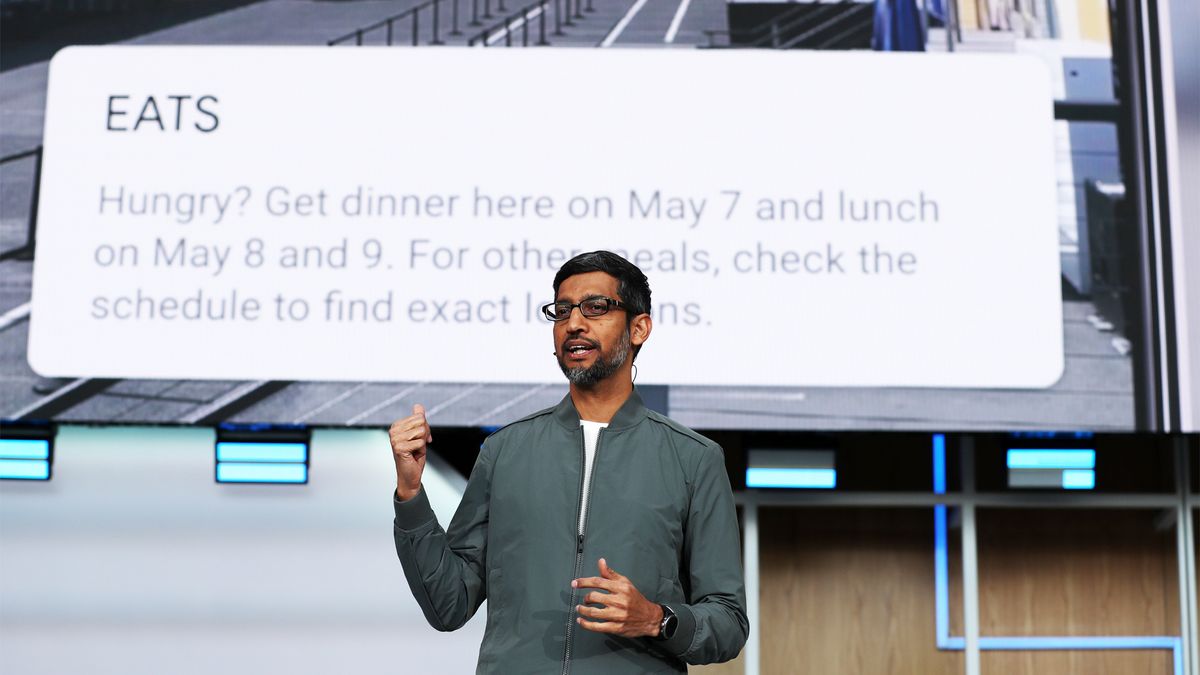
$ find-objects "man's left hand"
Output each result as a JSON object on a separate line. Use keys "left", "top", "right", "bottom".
{"left": 572, "top": 558, "right": 663, "bottom": 638}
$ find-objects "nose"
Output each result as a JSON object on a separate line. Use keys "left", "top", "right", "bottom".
{"left": 564, "top": 303, "right": 589, "bottom": 333}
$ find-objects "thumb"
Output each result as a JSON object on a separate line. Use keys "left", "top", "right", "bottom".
{"left": 599, "top": 557, "right": 616, "bottom": 579}
{"left": 414, "top": 403, "right": 432, "bottom": 443}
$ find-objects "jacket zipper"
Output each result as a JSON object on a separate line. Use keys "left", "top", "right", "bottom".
{"left": 562, "top": 426, "right": 604, "bottom": 675}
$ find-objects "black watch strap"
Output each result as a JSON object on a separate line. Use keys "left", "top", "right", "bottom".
{"left": 656, "top": 603, "right": 678, "bottom": 641}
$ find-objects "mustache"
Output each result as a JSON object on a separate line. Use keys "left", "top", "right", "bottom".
{"left": 561, "top": 336, "right": 600, "bottom": 351}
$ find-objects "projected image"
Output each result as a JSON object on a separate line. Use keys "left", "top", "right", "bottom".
{"left": 0, "top": 0, "right": 1146, "bottom": 431}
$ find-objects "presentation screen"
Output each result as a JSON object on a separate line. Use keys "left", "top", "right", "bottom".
{"left": 1, "top": 45, "right": 1144, "bottom": 430}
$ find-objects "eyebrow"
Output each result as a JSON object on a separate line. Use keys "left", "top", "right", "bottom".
{"left": 555, "top": 293, "right": 613, "bottom": 303}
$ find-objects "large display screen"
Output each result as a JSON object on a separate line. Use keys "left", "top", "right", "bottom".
{"left": 0, "top": 13, "right": 1151, "bottom": 430}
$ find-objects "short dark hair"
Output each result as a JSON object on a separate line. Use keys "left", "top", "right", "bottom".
{"left": 553, "top": 250, "right": 651, "bottom": 316}
{"left": 553, "top": 250, "right": 651, "bottom": 358}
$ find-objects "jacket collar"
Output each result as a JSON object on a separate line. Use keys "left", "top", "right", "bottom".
{"left": 552, "top": 386, "right": 648, "bottom": 432}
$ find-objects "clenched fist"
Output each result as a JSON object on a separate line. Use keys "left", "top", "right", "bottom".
{"left": 390, "top": 403, "right": 433, "bottom": 501}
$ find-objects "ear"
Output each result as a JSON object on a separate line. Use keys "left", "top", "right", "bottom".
{"left": 630, "top": 312, "right": 652, "bottom": 349}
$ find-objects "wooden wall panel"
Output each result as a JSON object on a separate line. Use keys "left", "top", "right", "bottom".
{"left": 752, "top": 506, "right": 1181, "bottom": 675}
{"left": 758, "top": 508, "right": 962, "bottom": 675}
{"left": 982, "top": 650, "right": 1172, "bottom": 674}
{"left": 975, "top": 509, "right": 1179, "bottom": 637}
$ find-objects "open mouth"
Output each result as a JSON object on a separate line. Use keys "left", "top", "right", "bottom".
{"left": 564, "top": 339, "right": 597, "bottom": 360}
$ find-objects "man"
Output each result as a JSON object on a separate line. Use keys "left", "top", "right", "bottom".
{"left": 388, "top": 250, "right": 748, "bottom": 674}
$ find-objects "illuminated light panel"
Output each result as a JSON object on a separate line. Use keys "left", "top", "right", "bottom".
{"left": 0, "top": 438, "right": 51, "bottom": 481}
{"left": 1006, "top": 449, "right": 1095, "bottom": 469}
{"left": 0, "top": 438, "right": 51, "bottom": 459}
{"left": 745, "top": 467, "right": 837, "bottom": 489}
{"left": 0, "top": 458, "right": 50, "bottom": 480}
{"left": 214, "top": 434, "right": 309, "bottom": 485}
{"left": 216, "top": 462, "right": 307, "bottom": 484}
{"left": 216, "top": 442, "right": 307, "bottom": 463}
{"left": 746, "top": 449, "right": 836, "bottom": 489}
{"left": 1061, "top": 469, "right": 1096, "bottom": 490}
{"left": 1007, "top": 449, "right": 1096, "bottom": 490}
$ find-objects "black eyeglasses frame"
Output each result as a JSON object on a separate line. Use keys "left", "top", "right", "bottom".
{"left": 541, "top": 296, "right": 628, "bottom": 322}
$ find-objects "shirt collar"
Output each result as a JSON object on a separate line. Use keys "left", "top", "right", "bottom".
{"left": 552, "top": 386, "right": 648, "bottom": 432}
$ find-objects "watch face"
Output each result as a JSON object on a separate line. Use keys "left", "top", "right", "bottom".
{"left": 659, "top": 605, "right": 678, "bottom": 639}
{"left": 663, "top": 614, "right": 678, "bottom": 639}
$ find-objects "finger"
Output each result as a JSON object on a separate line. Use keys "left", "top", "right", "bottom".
{"left": 599, "top": 558, "right": 622, "bottom": 580}
{"left": 577, "top": 617, "right": 619, "bottom": 634}
{"left": 393, "top": 436, "right": 428, "bottom": 453}
{"left": 575, "top": 604, "right": 613, "bottom": 620}
{"left": 585, "top": 591, "right": 621, "bottom": 607}
{"left": 395, "top": 443, "right": 426, "bottom": 458}
{"left": 394, "top": 417, "right": 429, "bottom": 437}
{"left": 572, "top": 576, "right": 617, "bottom": 592}
{"left": 391, "top": 417, "right": 427, "bottom": 438}
{"left": 391, "top": 429, "right": 429, "bottom": 451}
{"left": 413, "top": 403, "right": 433, "bottom": 443}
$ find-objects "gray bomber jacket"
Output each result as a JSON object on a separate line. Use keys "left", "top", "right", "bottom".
{"left": 392, "top": 387, "right": 749, "bottom": 674}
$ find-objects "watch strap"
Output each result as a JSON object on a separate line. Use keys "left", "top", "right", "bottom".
{"left": 656, "top": 603, "right": 677, "bottom": 640}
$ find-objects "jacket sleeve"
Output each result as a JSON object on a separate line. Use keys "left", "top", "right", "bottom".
{"left": 392, "top": 440, "right": 495, "bottom": 632}
{"left": 657, "top": 442, "right": 749, "bottom": 664}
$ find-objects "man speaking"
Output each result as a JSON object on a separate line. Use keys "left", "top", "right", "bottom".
{"left": 388, "top": 251, "right": 748, "bottom": 673}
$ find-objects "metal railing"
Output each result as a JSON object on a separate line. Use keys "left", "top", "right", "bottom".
{"left": 466, "top": 0, "right": 590, "bottom": 46}
{"left": 703, "top": 0, "right": 856, "bottom": 49}
{"left": 327, "top": 0, "right": 461, "bottom": 47}
{"left": 467, "top": 0, "right": 550, "bottom": 47}
{"left": 329, "top": 0, "right": 593, "bottom": 48}
{"left": 0, "top": 146, "right": 42, "bottom": 262}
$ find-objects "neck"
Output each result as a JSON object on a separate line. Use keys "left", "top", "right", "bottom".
{"left": 569, "top": 367, "right": 633, "bottom": 423}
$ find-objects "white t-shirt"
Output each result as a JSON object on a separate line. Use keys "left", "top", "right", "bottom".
{"left": 578, "top": 420, "right": 609, "bottom": 534}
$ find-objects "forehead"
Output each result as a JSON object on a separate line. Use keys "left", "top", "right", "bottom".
{"left": 556, "top": 271, "right": 620, "bottom": 301}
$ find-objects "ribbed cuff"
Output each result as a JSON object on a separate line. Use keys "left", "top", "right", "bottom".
{"left": 657, "top": 602, "right": 697, "bottom": 658}
{"left": 392, "top": 485, "right": 437, "bottom": 531}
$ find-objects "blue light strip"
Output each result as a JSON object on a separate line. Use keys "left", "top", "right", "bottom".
{"left": 932, "top": 435, "right": 950, "bottom": 647}
{"left": 0, "top": 438, "right": 50, "bottom": 459}
{"left": 933, "top": 434, "right": 946, "bottom": 495}
{"left": 216, "top": 462, "right": 307, "bottom": 484}
{"left": 934, "top": 506, "right": 951, "bottom": 643}
{"left": 933, "top": 436, "right": 1180, "bottom": 674}
{"left": 1006, "top": 449, "right": 1096, "bottom": 469}
{"left": 745, "top": 467, "right": 836, "bottom": 489}
{"left": 0, "top": 458, "right": 50, "bottom": 480}
{"left": 216, "top": 442, "right": 307, "bottom": 463}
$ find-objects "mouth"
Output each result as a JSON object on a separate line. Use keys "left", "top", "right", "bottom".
{"left": 563, "top": 338, "right": 598, "bottom": 361}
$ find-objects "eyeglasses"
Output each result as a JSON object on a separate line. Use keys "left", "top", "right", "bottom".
{"left": 541, "top": 296, "right": 628, "bottom": 322}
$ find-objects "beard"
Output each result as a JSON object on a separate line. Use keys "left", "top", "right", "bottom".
{"left": 557, "top": 327, "right": 631, "bottom": 387}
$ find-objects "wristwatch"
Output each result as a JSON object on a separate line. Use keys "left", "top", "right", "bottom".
{"left": 656, "top": 603, "right": 678, "bottom": 640}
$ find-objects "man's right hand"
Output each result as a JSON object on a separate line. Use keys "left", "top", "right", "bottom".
{"left": 390, "top": 403, "right": 432, "bottom": 501}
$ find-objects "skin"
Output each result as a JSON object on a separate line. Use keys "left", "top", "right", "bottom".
{"left": 389, "top": 270, "right": 663, "bottom": 638}
{"left": 552, "top": 271, "right": 651, "bottom": 423}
